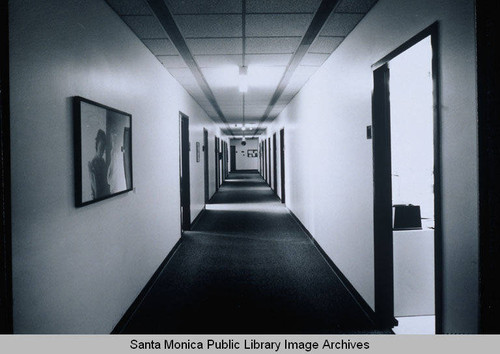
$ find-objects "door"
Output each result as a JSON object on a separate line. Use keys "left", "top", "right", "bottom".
{"left": 372, "top": 26, "right": 441, "bottom": 332}
{"left": 203, "top": 128, "right": 209, "bottom": 204}
{"left": 272, "top": 133, "right": 277, "bottom": 193}
{"left": 280, "top": 129, "right": 285, "bottom": 203}
{"left": 267, "top": 137, "right": 271, "bottom": 186}
{"left": 372, "top": 63, "right": 395, "bottom": 328}
{"left": 179, "top": 113, "right": 191, "bottom": 232}
{"left": 215, "top": 136, "right": 219, "bottom": 191}
{"left": 230, "top": 145, "right": 236, "bottom": 172}
{"left": 264, "top": 139, "right": 267, "bottom": 183}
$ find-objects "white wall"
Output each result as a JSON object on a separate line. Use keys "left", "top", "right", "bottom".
{"left": 230, "top": 138, "right": 259, "bottom": 170}
{"left": 9, "top": 0, "right": 220, "bottom": 333}
{"left": 265, "top": 0, "right": 477, "bottom": 333}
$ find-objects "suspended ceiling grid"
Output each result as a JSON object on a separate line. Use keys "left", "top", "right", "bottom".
{"left": 105, "top": 0, "right": 378, "bottom": 137}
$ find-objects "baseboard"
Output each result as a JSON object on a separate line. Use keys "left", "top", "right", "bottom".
{"left": 191, "top": 206, "right": 206, "bottom": 229}
{"left": 111, "top": 238, "right": 183, "bottom": 334}
{"left": 286, "top": 208, "right": 380, "bottom": 329}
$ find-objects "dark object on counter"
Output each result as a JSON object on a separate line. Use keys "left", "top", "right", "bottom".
{"left": 393, "top": 204, "right": 422, "bottom": 230}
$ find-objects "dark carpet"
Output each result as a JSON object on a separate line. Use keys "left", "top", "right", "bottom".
{"left": 121, "top": 171, "right": 390, "bottom": 334}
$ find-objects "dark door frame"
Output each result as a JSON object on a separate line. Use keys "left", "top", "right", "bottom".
{"left": 267, "top": 137, "right": 271, "bottom": 187}
{"left": 264, "top": 139, "right": 267, "bottom": 183}
{"left": 179, "top": 113, "right": 191, "bottom": 232}
{"left": 272, "top": 133, "right": 277, "bottom": 194}
{"left": 230, "top": 145, "right": 236, "bottom": 172}
{"left": 223, "top": 141, "right": 228, "bottom": 180}
{"left": 280, "top": 128, "right": 285, "bottom": 204}
{"left": 0, "top": 0, "right": 13, "bottom": 334}
{"left": 215, "top": 136, "right": 219, "bottom": 191}
{"left": 259, "top": 141, "right": 264, "bottom": 178}
{"left": 203, "top": 128, "right": 209, "bottom": 205}
{"left": 477, "top": 0, "right": 500, "bottom": 334}
{"left": 371, "top": 23, "right": 442, "bottom": 331}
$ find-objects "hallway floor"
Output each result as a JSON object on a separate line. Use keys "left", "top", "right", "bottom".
{"left": 121, "top": 171, "right": 390, "bottom": 334}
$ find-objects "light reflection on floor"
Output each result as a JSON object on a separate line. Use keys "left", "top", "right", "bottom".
{"left": 393, "top": 315, "right": 435, "bottom": 335}
{"left": 206, "top": 202, "right": 285, "bottom": 214}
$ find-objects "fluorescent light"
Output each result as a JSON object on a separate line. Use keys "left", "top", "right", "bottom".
{"left": 239, "top": 66, "right": 248, "bottom": 93}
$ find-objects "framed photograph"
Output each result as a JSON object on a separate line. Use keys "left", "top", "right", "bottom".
{"left": 247, "top": 149, "right": 258, "bottom": 158}
{"left": 74, "top": 96, "right": 133, "bottom": 207}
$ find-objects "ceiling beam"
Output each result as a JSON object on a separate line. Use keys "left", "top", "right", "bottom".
{"left": 145, "top": 0, "right": 234, "bottom": 135}
{"left": 252, "top": 0, "right": 340, "bottom": 137}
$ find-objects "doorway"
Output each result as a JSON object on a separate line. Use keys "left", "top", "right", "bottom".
{"left": 179, "top": 113, "right": 191, "bottom": 232}
{"left": 280, "top": 129, "right": 285, "bottom": 204}
{"left": 215, "top": 136, "right": 219, "bottom": 191}
{"left": 272, "top": 133, "right": 277, "bottom": 194}
{"left": 267, "top": 137, "right": 271, "bottom": 187}
{"left": 230, "top": 145, "right": 236, "bottom": 172}
{"left": 264, "top": 139, "right": 267, "bottom": 183}
{"left": 372, "top": 24, "right": 441, "bottom": 334}
{"left": 203, "top": 128, "right": 209, "bottom": 204}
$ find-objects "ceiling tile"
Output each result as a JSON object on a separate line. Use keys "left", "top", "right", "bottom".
{"left": 158, "top": 55, "right": 187, "bottom": 68}
{"left": 245, "top": 37, "right": 301, "bottom": 54}
{"left": 186, "top": 38, "right": 242, "bottom": 55}
{"left": 301, "top": 53, "right": 330, "bottom": 66}
{"left": 246, "top": 14, "right": 313, "bottom": 37}
{"left": 269, "top": 104, "right": 287, "bottom": 117}
{"left": 309, "top": 36, "right": 344, "bottom": 53}
{"left": 280, "top": 86, "right": 301, "bottom": 102}
{"left": 214, "top": 89, "right": 243, "bottom": 105}
{"left": 320, "top": 13, "right": 364, "bottom": 36}
{"left": 121, "top": 16, "right": 167, "bottom": 38}
{"left": 245, "top": 89, "right": 275, "bottom": 105}
{"left": 167, "top": 67, "right": 195, "bottom": 80}
{"left": 292, "top": 65, "right": 320, "bottom": 79}
{"left": 246, "top": 0, "right": 321, "bottom": 13}
{"left": 105, "top": 0, "right": 152, "bottom": 15}
{"left": 174, "top": 15, "right": 242, "bottom": 38}
{"left": 201, "top": 67, "right": 239, "bottom": 89}
{"left": 335, "top": 0, "right": 378, "bottom": 13}
{"left": 221, "top": 106, "right": 244, "bottom": 117}
{"left": 164, "top": 0, "right": 242, "bottom": 14}
{"left": 247, "top": 66, "right": 285, "bottom": 89}
{"left": 195, "top": 55, "right": 243, "bottom": 67}
{"left": 245, "top": 54, "right": 291, "bottom": 66}
{"left": 245, "top": 105, "right": 268, "bottom": 116}
{"left": 142, "top": 39, "right": 178, "bottom": 55}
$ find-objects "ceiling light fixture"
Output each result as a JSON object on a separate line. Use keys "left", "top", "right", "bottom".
{"left": 239, "top": 66, "right": 248, "bottom": 93}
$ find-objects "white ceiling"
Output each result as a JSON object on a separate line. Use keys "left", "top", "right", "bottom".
{"left": 106, "top": 0, "right": 378, "bottom": 137}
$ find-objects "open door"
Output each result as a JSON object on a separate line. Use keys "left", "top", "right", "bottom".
{"left": 179, "top": 113, "right": 190, "bottom": 232}
{"left": 280, "top": 129, "right": 285, "bottom": 204}
{"left": 372, "top": 24, "right": 441, "bottom": 334}
{"left": 267, "top": 137, "right": 271, "bottom": 186}
{"left": 372, "top": 63, "right": 395, "bottom": 328}
{"left": 272, "top": 133, "right": 277, "bottom": 193}
{"left": 230, "top": 145, "right": 236, "bottom": 172}
{"left": 215, "top": 136, "right": 219, "bottom": 191}
{"left": 203, "top": 128, "right": 209, "bottom": 204}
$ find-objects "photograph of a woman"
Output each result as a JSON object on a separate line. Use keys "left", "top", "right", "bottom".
{"left": 88, "top": 129, "right": 110, "bottom": 200}
{"left": 75, "top": 97, "right": 132, "bottom": 207}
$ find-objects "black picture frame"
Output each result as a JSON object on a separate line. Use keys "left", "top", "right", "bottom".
{"left": 74, "top": 96, "right": 133, "bottom": 207}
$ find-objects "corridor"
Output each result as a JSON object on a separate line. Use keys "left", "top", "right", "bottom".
{"left": 120, "top": 171, "right": 389, "bottom": 334}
